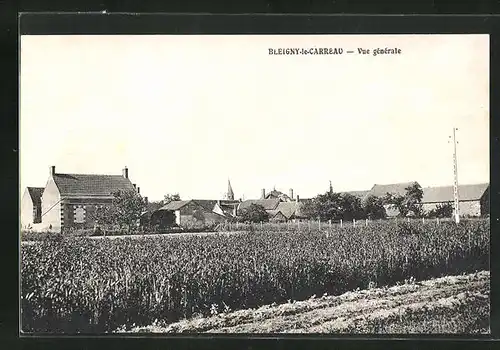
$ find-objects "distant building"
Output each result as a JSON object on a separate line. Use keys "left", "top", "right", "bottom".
{"left": 268, "top": 201, "right": 306, "bottom": 222}
{"left": 421, "top": 183, "right": 489, "bottom": 217}
{"left": 239, "top": 188, "right": 310, "bottom": 222}
{"left": 20, "top": 187, "right": 44, "bottom": 228}
{"left": 21, "top": 166, "right": 141, "bottom": 232}
{"left": 157, "top": 199, "right": 238, "bottom": 227}
{"left": 224, "top": 180, "right": 235, "bottom": 200}
{"left": 340, "top": 181, "right": 489, "bottom": 218}
{"left": 261, "top": 187, "right": 295, "bottom": 202}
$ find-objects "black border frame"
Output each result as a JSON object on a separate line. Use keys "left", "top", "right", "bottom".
{"left": 4, "top": 12, "right": 500, "bottom": 350}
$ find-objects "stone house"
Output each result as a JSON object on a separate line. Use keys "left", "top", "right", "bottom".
{"left": 22, "top": 166, "right": 142, "bottom": 233}
{"left": 421, "top": 183, "right": 490, "bottom": 217}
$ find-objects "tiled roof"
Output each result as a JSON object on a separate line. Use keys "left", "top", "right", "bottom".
{"left": 265, "top": 190, "right": 292, "bottom": 201}
{"left": 192, "top": 200, "right": 218, "bottom": 211}
{"left": 238, "top": 199, "right": 280, "bottom": 211}
{"left": 275, "top": 201, "right": 301, "bottom": 219}
{"left": 27, "top": 187, "right": 44, "bottom": 206}
{"left": 340, "top": 190, "right": 370, "bottom": 199}
{"left": 369, "top": 182, "right": 419, "bottom": 198}
{"left": 422, "top": 183, "right": 489, "bottom": 203}
{"left": 53, "top": 173, "right": 136, "bottom": 196}
{"left": 158, "top": 200, "right": 193, "bottom": 211}
{"left": 267, "top": 209, "right": 279, "bottom": 217}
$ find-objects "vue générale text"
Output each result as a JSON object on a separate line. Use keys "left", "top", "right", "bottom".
{"left": 268, "top": 47, "right": 402, "bottom": 56}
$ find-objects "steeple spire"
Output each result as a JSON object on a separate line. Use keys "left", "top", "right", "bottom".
{"left": 329, "top": 180, "right": 333, "bottom": 194}
{"left": 227, "top": 179, "right": 234, "bottom": 200}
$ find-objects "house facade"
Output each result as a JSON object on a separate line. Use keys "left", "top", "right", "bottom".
{"left": 23, "top": 166, "right": 141, "bottom": 233}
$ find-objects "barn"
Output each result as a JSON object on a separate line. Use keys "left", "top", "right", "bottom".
{"left": 421, "top": 183, "right": 490, "bottom": 217}
{"left": 22, "top": 165, "right": 141, "bottom": 233}
{"left": 20, "top": 187, "right": 44, "bottom": 229}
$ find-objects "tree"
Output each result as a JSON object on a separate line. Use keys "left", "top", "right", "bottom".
{"left": 339, "top": 193, "right": 364, "bottom": 221}
{"left": 382, "top": 183, "right": 423, "bottom": 218}
{"left": 146, "top": 200, "right": 164, "bottom": 212}
{"left": 163, "top": 193, "right": 181, "bottom": 205}
{"left": 403, "top": 183, "right": 424, "bottom": 216}
{"left": 427, "top": 203, "right": 453, "bottom": 218}
{"left": 237, "top": 204, "right": 269, "bottom": 223}
{"left": 301, "top": 191, "right": 343, "bottom": 221}
{"left": 362, "top": 194, "right": 386, "bottom": 220}
{"left": 91, "top": 189, "right": 146, "bottom": 233}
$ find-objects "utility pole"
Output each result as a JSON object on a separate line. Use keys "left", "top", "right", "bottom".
{"left": 451, "top": 127, "right": 460, "bottom": 224}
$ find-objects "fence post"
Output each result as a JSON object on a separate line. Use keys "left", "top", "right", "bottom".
{"left": 407, "top": 217, "right": 410, "bottom": 223}
{"left": 308, "top": 220, "right": 311, "bottom": 231}
{"left": 365, "top": 218, "right": 368, "bottom": 227}
{"left": 340, "top": 219, "right": 343, "bottom": 228}
{"left": 437, "top": 217, "right": 440, "bottom": 225}
{"left": 422, "top": 217, "right": 425, "bottom": 224}
{"left": 318, "top": 219, "right": 321, "bottom": 230}
{"left": 329, "top": 219, "right": 332, "bottom": 228}
{"left": 353, "top": 219, "right": 356, "bottom": 228}
{"left": 260, "top": 221, "right": 263, "bottom": 230}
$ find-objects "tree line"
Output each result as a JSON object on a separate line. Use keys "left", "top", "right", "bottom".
{"left": 238, "top": 183, "right": 453, "bottom": 223}
{"left": 89, "top": 185, "right": 454, "bottom": 231}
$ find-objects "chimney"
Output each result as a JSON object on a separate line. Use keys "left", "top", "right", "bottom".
{"left": 296, "top": 195, "right": 300, "bottom": 203}
{"left": 289, "top": 188, "right": 294, "bottom": 200}
{"left": 122, "top": 166, "right": 129, "bottom": 179}
{"left": 137, "top": 187, "right": 140, "bottom": 194}
{"left": 49, "top": 166, "right": 55, "bottom": 177}
{"left": 144, "top": 196, "right": 148, "bottom": 205}
{"left": 261, "top": 188, "right": 266, "bottom": 199}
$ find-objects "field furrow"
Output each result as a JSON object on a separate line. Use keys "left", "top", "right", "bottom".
{"left": 130, "top": 271, "right": 489, "bottom": 334}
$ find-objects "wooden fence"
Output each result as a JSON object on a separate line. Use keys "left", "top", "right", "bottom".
{"left": 214, "top": 216, "right": 485, "bottom": 233}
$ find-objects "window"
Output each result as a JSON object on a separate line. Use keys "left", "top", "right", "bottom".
{"left": 74, "top": 207, "right": 86, "bottom": 223}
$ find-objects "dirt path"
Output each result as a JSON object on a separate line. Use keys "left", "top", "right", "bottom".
{"left": 129, "top": 271, "right": 490, "bottom": 334}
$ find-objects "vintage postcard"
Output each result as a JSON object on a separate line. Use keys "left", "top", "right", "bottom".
{"left": 20, "top": 33, "right": 490, "bottom": 335}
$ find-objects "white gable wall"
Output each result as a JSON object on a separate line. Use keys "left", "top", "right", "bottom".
{"left": 41, "top": 177, "right": 62, "bottom": 232}
{"left": 20, "top": 188, "right": 34, "bottom": 229}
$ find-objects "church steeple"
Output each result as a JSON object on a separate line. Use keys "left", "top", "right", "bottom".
{"left": 226, "top": 179, "right": 234, "bottom": 200}
{"left": 329, "top": 180, "right": 333, "bottom": 194}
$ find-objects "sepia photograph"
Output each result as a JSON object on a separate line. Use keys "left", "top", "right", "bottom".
{"left": 19, "top": 33, "right": 490, "bottom": 334}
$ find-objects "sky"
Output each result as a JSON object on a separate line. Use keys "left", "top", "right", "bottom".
{"left": 20, "top": 34, "right": 489, "bottom": 202}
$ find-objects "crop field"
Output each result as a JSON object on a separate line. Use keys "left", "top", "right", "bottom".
{"left": 20, "top": 219, "right": 489, "bottom": 333}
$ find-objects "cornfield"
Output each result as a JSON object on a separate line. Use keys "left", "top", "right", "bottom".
{"left": 21, "top": 219, "right": 489, "bottom": 333}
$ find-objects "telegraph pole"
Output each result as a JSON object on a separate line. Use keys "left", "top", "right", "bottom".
{"left": 451, "top": 127, "right": 460, "bottom": 224}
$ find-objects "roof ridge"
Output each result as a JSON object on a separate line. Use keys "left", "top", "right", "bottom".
{"left": 54, "top": 173, "right": 125, "bottom": 177}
